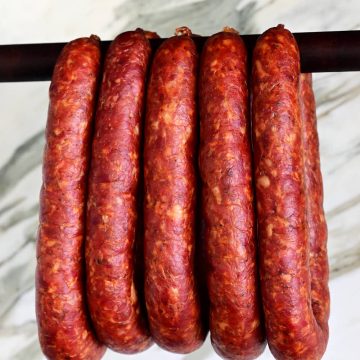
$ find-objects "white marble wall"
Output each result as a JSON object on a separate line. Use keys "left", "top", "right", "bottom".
{"left": 0, "top": 0, "right": 359, "bottom": 359}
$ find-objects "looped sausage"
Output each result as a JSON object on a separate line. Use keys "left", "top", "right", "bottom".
{"left": 299, "top": 72, "right": 330, "bottom": 337}
{"left": 86, "top": 29, "right": 153, "bottom": 354}
{"left": 143, "top": 31, "right": 206, "bottom": 354}
{"left": 199, "top": 30, "right": 266, "bottom": 360}
{"left": 36, "top": 35, "right": 105, "bottom": 360}
{"left": 252, "top": 25, "right": 330, "bottom": 360}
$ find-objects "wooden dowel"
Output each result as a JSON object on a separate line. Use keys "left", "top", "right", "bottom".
{"left": 1, "top": 31, "right": 360, "bottom": 82}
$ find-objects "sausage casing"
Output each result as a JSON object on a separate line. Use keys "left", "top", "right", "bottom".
{"left": 199, "top": 30, "right": 266, "bottom": 360}
{"left": 252, "top": 25, "right": 329, "bottom": 360}
{"left": 85, "top": 29, "right": 153, "bottom": 354}
{"left": 36, "top": 36, "right": 105, "bottom": 360}
{"left": 143, "top": 31, "right": 206, "bottom": 354}
{"left": 299, "top": 72, "right": 330, "bottom": 344}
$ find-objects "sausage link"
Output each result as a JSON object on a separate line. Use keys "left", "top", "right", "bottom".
{"left": 252, "top": 25, "right": 329, "bottom": 360}
{"left": 199, "top": 30, "right": 266, "bottom": 360}
{"left": 143, "top": 30, "right": 206, "bottom": 353}
{"left": 299, "top": 73, "right": 330, "bottom": 340}
{"left": 36, "top": 36, "right": 105, "bottom": 360}
{"left": 86, "top": 29, "right": 152, "bottom": 353}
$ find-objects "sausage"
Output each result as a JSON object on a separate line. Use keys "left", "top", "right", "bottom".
{"left": 85, "top": 29, "right": 153, "bottom": 353}
{"left": 299, "top": 73, "right": 330, "bottom": 342}
{"left": 252, "top": 25, "right": 329, "bottom": 360}
{"left": 198, "top": 29, "right": 266, "bottom": 360}
{"left": 36, "top": 36, "right": 105, "bottom": 360}
{"left": 143, "top": 28, "right": 206, "bottom": 353}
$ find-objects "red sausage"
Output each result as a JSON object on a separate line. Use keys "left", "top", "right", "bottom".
{"left": 252, "top": 25, "right": 329, "bottom": 360}
{"left": 36, "top": 36, "right": 105, "bottom": 360}
{"left": 85, "top": 29, "right": 153, "bottom": 353}
{"left": 143, "top": 28, "right": 206, "bottom": 353}
{"left": 299, "top": 73, "right": 330, "bottom": 340}
{"left": 199, "top": 29, "right": 266, "bottom": 360}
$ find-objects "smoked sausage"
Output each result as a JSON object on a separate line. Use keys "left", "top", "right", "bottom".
{"left": 85, "top": 29, "right": 153, "bottom": 353}
{"left": 143, "top": 28, "right": 206, "bottom": 353}
{"left": 199, "top": 29, "right": 266, "bottom": 360}
{"left": 252, "top": 25, "right": 329, "bottom": 360}
{"left": 36, "top": 36, "right": 105, "bottom": 360}
{"left": 299, "top": 72, "right": 330, "bottom": 341}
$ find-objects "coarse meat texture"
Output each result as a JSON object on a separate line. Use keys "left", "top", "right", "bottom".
{"left": 35, "top": 25, "right": 330, "bottom": 360}
{"left": 252, "top": 24, "right": 329, "bottom": 360}
{"left": 199, "top": 29, "right": 266, "bottom": 360}
{"left": 143, "top": 31, "right": 206, "bottom": 354}
{"left": 299, "top": 72, "right": 330, "bottom": 338}
{"left": 85, "top": 29, "right": 153, "bottom": 354}
{"left": 36, "top": 35, "right": 106, "bottom": 360}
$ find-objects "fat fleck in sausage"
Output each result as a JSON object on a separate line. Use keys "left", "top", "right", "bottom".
{"left": 85, "top": 29, "right": 153, "bottom": 353}
{"left": 36, "top": 36, "right": 105, "bottom": 360}
{"left": 252, "top": 25, "right": 329, "bottom": 360}
{"left": 143, "top": 27, "right": 206, "bottom": 353}
{"left": 199, "top": 29, "right": 266, "bottom": 360}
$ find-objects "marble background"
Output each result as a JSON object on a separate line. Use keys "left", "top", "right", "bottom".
{"left": 0, "top": 0, "right": 359, "bottom": 359}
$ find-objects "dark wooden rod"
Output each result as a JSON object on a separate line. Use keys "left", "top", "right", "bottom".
{"left": 1, "top": 31, "right": 360, "bottom": 82}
